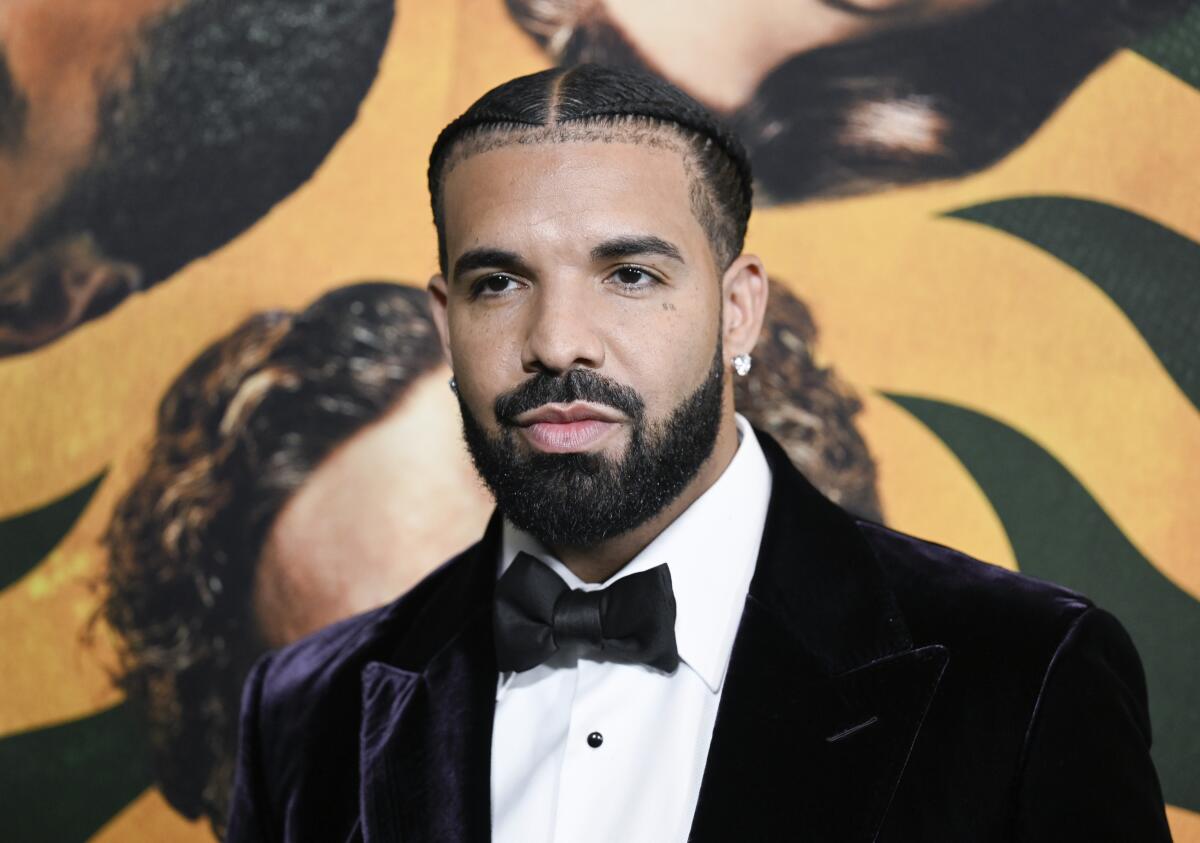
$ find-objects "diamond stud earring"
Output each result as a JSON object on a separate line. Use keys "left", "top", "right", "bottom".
{"left": 732, "top": 353, "right": 752, "bottom": 376}
{"left": 449, "top": 377, "right": 458, "bottom": 394}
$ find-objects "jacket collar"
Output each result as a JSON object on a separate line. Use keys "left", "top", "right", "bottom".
{"left": 688, "top": 432, "right": 947, "bottom": 842}
{"left": 356, "top": 430, "right": 947, "bottom": 842}
{"left": 748, "top": 429, "right": 914, "bottom": 675}
{"left": 357, "top": 513, "right": 502, "bottom": 843}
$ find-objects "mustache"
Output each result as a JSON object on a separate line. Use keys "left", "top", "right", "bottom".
{"left": 494, "top": 369, "right": 645, "bottom": 425}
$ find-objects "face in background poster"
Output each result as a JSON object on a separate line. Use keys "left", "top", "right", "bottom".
{"left": 0, "top": 1, "right": 1197, "bottom": 840}
{"left": 0, "top": 0, "right": 394, "bottom": 355}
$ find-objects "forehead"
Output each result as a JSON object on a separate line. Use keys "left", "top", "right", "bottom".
{"left": 441, "top": 139, "right": 709, "bottom": 266}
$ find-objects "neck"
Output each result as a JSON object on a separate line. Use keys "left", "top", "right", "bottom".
{"left": 548, "top": 411, "right": 741, "bottom": 583}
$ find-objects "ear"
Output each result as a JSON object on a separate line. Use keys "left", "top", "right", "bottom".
{"left": 0, "top": 233, "right": 143, "bottom": 357}
{"left": 426, "top": 272, "right": 454, "bottom": 369}
{"left": 720, "top": 253, "right": 768, "bottom": 360}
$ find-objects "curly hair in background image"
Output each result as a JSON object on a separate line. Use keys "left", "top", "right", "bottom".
{"left": 100, "top": 283, "right": 445, "bottom": 834}
{"left": 736, "top": 280, "right": 882, "bottom": 522}
{"left": 98, "top": 277, "right": 883, "bottom": 836}
{"left": 0, "top": 0, "right": 394, "bottom": 355}
{"left": 505, "top": 0, "right": 1190, "bottom": 203}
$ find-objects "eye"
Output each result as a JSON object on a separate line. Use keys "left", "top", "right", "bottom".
{"left": 608, "top": 266, "right": 659, "bottom": 290}
{"left": 471, "top": 274, "right": 521, "bottom": 298}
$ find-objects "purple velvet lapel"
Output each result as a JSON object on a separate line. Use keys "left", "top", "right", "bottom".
{"left": 688, "top": 432, "right": 948, "bottom": 842}
{"left": 357, "top": 516, "right": 502, "bottom": 843}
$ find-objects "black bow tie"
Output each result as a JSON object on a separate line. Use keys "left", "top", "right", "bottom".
{"left": 493, "top": 551, "right": 680, "bottom": 673}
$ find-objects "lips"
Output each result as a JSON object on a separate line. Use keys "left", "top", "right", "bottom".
{"left": 514, "top": 402, "right": 623, "bottom": 453}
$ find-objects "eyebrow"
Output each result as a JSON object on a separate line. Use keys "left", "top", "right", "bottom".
{"left": 451, "top": 235, "right": 685, "bottom": 284}
{"left": 452, "top": 248, "right": 534, "bottom": 284}
{"left": 590, "top": 235, "right": 684, "bottom": 265}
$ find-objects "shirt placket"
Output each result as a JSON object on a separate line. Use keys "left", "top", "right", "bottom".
{"left": 551, "top": 658, "right": 624, "bottom": 842}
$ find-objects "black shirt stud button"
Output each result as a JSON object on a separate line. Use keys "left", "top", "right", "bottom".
{"left": 587, "top": 731, "right": 603, "bottom": 748}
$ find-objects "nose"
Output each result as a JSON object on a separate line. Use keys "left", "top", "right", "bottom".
{"left": 521, "top": 283, "right": 605, "bottom": 376}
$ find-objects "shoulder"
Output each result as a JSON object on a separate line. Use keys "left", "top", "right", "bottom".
{"left": 230, "top": 537, "right": 494, "bottom": 833}
{"left": 843, "top": 525, "right": 1164, "bottom": 835}
{"left": 856, "top": 519, "right": 1151, "bottom": 727}
{"left": 852, "top": 519, "right": 1153, "bottom": 741}
{"left": 251, "top": 540, "right": 483, "bottom": 739}
{"left": 854, "top": 519, "right": 1095, "bottom": 659}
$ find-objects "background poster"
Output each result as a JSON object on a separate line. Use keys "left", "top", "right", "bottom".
{"left": 1, "top": 0, "right": 1197, "bottom": 839}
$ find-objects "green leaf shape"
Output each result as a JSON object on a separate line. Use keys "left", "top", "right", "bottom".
{"left": 0, "top": 470, "right": 106, "bottom": 592}
{"left": 0, "top": 702, "right": 152, "bottom": 841}
{"left": 886, "top": 393, "right": 1200, "bottom": 810}
{"left": 945, "top": 197, "right": 1200, "bottom": 413}
{"left": 1135, "top": 2, "right": 1200, "bottom": 90}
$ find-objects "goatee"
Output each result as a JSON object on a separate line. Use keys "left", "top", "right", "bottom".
{"left": 459, "top": 345, "right": 725, "bottom": 548}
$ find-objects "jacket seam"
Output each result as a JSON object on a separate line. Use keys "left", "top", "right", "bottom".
{"left": 247, "top": 652, "right": 279, "bottom": 842}
{"left": 1010, "top": 603, "right": 1095, "bottom": 834}
{"left": 867, "top": 648, "right": 949, "bottom": 842}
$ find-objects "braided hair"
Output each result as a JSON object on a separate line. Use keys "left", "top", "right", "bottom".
{"left": 428, "top": 64, "right": 753, "bottom": 274}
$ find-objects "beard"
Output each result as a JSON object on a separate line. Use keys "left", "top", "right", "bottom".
{"left": 459, "top": 343, "right": 725, "bottom": 548}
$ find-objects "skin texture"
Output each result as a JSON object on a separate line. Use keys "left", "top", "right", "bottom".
{"left": 0, "top": 0, "right": 176, "bottom": 353}
{"left": 0, "top": 0, "right": 395, "bottom": 355}
{"left": 0, "top": 0, "right": 177, "bottom": 256}
{"left": 600, "top": 0, "right": 988, "bottom": 111}
{"left": 428, "top": 139, "right": 768, "bottom": 582}
{"left": 254, "top": 363, "right": 494, "bottom": 647}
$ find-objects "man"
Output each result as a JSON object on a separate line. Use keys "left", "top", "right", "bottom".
{"left": 0, "top": 0, "right": 392, "bottom": 355}
{"left": 98, "top": 278, "right": 880, "bottom": 837}
{"left": 227, "top": 65, "right": 1169, "bottom": 841}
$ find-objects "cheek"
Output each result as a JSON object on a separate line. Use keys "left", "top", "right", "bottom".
{"left": 448, "top": 314, "right": 520, "bottom": 420}
{"left": 611, "top": 299, "right": 719, "bottom": 410}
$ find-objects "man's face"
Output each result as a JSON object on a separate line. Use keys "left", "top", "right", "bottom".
{"left": 1, "top": 0, "right": 396, "bottom": 355}
{"left": 0, "top": 0, "right": 177, "bottom": 352}
{"left": 431, "top": 139, "right": 738, "bottom": 547}
{"left": 0, "top": 0, "right": 174, "bottom": 258}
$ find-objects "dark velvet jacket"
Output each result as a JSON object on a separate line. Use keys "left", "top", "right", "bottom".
{"left": 226, "top": 431, "right": 1170, "bottom": 842}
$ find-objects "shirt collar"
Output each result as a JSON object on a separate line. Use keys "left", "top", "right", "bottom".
{"left": 497, "top": 413, "right": 774, "bottom": 693}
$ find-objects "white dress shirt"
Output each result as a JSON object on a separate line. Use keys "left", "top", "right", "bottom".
{"left": 490, "top": 414, "right": 773, "bottom": 843}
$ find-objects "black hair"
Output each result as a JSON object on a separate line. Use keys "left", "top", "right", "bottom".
{"left": 734, "top": 0, "right": 1193, "bottom": 202}
{"left": 427, "top": 64, "right": 754, "bottom": 275}
{"left": 2, "top": 0, "right": 394, "bottom": 281}
{"left": 505, "top": 0, "right": 1190, "bottom": 203}
{"left": 0, "top": 47, "right": 28, "bottom": 151}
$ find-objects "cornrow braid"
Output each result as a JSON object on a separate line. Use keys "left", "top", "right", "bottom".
{"left": 428, "top": 64, "right": 753, "bottom": 275}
